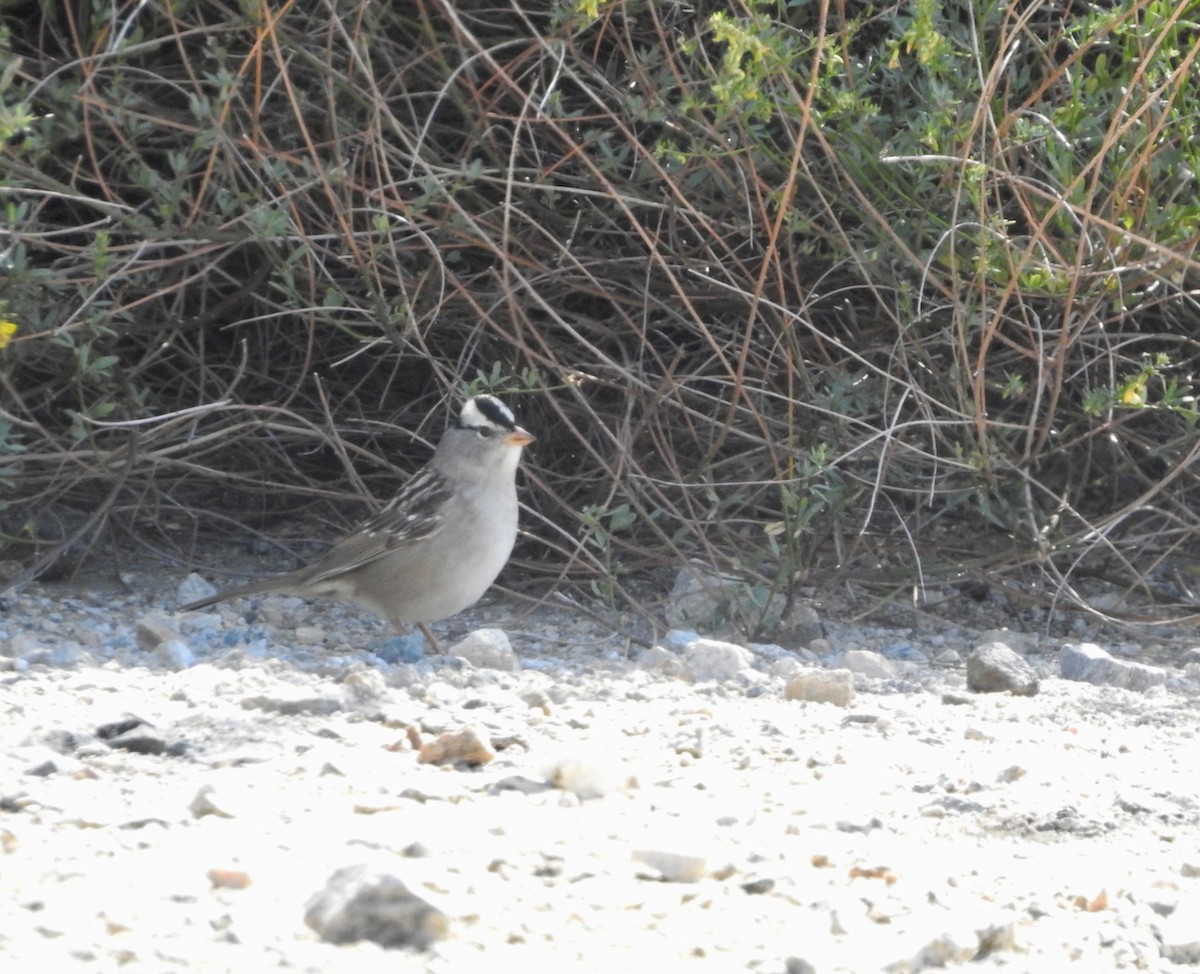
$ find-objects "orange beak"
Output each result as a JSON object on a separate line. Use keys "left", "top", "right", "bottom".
{"left": 506, "top": 427, "right": 534, "bottom": 447}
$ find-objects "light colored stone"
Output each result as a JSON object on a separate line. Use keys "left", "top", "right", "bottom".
{"left": 418, "top": 725, "right": 495, "bottom": 766}
{"left": 681, "top": 638, "right": 752, "bottom": 682}
{"left": 177, "top": 572, "right": 218, "bottom": 607}
{"left": 663, "top": 629, "right": 702, "bottom": 651}
{"left": 135, "top": 614, "right": 180, "bottom": 651}
{"left": 632, "top": 848, "right": 707, "bottom": 883}
{"left": 520, "top": 688, "right": 552, "bottom": 714}
{"left": 1059, "top": 642, "right": 1167, "bottom": 691}
{"left": 292, "top": 625, "right": 326, "bottom": 645}
{"left": 665, "top": 565, "right": 762, "bottom": 635}
{"left": 155, "top": 639, "right": 195, "bottom": 670}
{"left": 449, "top": 628, "right": 518, "bottom": 671}
{"left": 770, "top": 657, "right": 804, "bottom": 680}
{"left": 18, "top": 639, "right": 88, "bottom": 667}
{"left": 784, "top": 669, "right": 854, "bottom": 706}
{"left": 933, "top": 648, "right": 963, "bottom": 666}
{"left": 637, "top": 645, "right": 679, "bottom": 673}
{"left": 342, "top": 667, "right": 388, "bottom": 705}
{"left": 747, "top": 642, "right": 792, "bottom": 661}
{"left": 839, "top": 649, "right": 898, "bottom": 680}
{"left": 544, "top": 754, "right": 635, "bottom": 798}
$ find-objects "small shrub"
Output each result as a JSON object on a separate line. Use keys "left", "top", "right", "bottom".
{"left": 1, "top": 0, "right": 1198, "bottom": 633}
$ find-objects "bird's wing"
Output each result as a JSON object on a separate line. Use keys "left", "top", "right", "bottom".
{"left": 298, "top": 467, "right": 454, "bottom": 585}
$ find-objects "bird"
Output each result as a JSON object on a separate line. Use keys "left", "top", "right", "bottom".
{"left": 179, "top": 395, "right": 534, "bottom": 650}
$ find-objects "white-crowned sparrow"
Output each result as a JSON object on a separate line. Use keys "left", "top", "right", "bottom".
{"left": 180, "top": 395, "right": 533, "bottom": 646}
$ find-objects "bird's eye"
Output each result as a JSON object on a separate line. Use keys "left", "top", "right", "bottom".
{"left": 476, "top": 426, "right": 495, "bottom": 439}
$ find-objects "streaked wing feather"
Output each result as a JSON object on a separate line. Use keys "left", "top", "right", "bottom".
{"left": 299, "top": 468, "right": 453, "bottom": 585}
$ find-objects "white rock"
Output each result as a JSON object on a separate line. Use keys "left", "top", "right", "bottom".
{"left": 1059, "top": 642, "right": 1166, "bottom": 691}
{"left": 342, "top": 666, "right": 388, "bottom": 705}
{"left": 544, "top": 753, "right": 635, "bottom": 798}
{"left": 784, "top": 669, "right": 855, "bottom": 706}
{"left": 449, "top": 628, "right": 518, "bottom": 671}
{"left": 681, "top": 638, "right": 752, "bottom": 682}
{"left": 638, "top": 645, "right": 678, "bottom": 672}
{"left": 176, "top": 610, "right": 223, "bottom": 633}
{"left": 839, "top": 649, "right": 898, "bottom": 680}
{"left": 663, "top": 629, "right": 702, "bottom": 651}
{"left": 770, "top": 657, "right": 804, "bottom": 680}
{"left": 292, "top": 625, "right": 326, "bottom": 645}
{"left": 631, "top": 848, "right": 707, "bottom": 883}
{"left": 177, "top": 572, "right": 218, "bottom": 606}
{"left": 747, "top": 642, "right": 792, "bottom": 660}
{"left": 155, "top": 639, "right": 195, "bottom": 670}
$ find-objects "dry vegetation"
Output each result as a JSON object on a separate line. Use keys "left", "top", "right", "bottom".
{"left": 2, "top": 0, "right": 1199, "bottom": 636}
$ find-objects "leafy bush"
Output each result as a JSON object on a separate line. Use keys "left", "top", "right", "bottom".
{"left": 1, "top": 0, "right": 1198, "bottom": 633}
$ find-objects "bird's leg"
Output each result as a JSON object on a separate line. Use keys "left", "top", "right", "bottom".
{"left": 416, "top": 622, "right": 443, "bottom": 654}
{"left": 384, "top": 615, "right": 442, "bottom": 655}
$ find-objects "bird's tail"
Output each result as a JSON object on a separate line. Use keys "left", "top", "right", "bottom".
{"left": 178, "top": 576, "right": 289, "bottom": 613}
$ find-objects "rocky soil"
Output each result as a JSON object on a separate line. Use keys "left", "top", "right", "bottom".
{"left": 2, "top": 556, "right": 1200, "bottom": 973}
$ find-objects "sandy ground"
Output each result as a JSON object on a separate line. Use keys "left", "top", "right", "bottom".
{"left": 2, "top": 563, "right": 1199, "bottom": 973}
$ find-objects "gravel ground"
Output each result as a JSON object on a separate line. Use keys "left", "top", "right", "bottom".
{"left": 2, "top": 557, "right": 1200, "bottom": 973}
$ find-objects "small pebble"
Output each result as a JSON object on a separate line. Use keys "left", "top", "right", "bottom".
{"left": 632, "top": 848, "right": 707, "bottom": 883}
{"left": 544, "top": 753, "right": 635, "bottom": 798}
{"left": 304, "top": 864, "right": 448, "bottom": 950}
{"left": 784, "top": 670, "right": 855, "bottom": 706}
{"left": 156, "top": 639, "right": 196, "bottom": 670}
{"left": 177, "top": 573, "right": 218, "bottom": 606}
{"left": 418, "top": 725, "right": 495, "bottom": 766}
{"left": 135, "top": 614, "right": 180, "bottom": 651}
{"left": 449, "top": 628, "right": 518, "bottom": 671}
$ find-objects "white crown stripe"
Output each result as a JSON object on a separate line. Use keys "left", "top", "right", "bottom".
{"left": 459, "top": 395, "right": 516, "bottom": 430}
